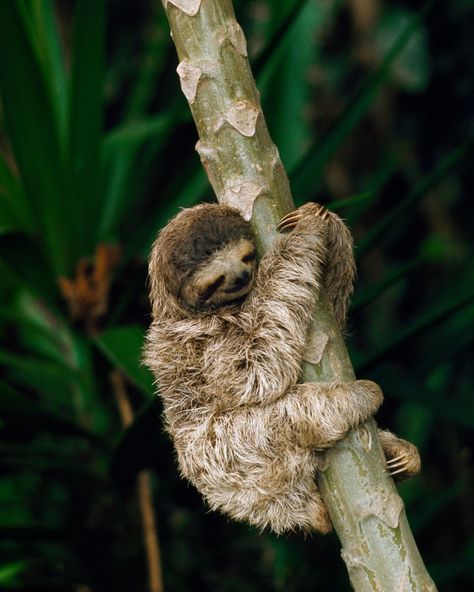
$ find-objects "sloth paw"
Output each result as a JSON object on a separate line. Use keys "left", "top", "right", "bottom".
{"left": 386, "top": 441, "right": 421, "bottom": 481}
{"left": 278, "top": 202, "right": 329, "bottom": 232}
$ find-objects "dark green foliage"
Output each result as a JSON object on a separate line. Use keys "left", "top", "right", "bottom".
{"left": 0, "top": 0, "right": 472, "bottom": 590}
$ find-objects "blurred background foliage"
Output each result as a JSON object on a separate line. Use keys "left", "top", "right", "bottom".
{"left": 0, "top": 0, "right": 473, "bottom": 590}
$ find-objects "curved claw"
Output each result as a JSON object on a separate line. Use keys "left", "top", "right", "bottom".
{"left": 277, "top": 213, "right": 301, "bottom": 232}
{"left": 390, "top": 465, "right": 410, "bottom": 477}
{"left": 317, "top": 205, "right": 329, "bottom": 220}
{"left": 277, "top": 203, "right": 329, "bottom": 232}
{"left": 386, "top": 454, "right": 406, "bottom": 467}
{"left": 387, "top": 452, "right": 417, "bottom": 477}
{"left": 386, "top": 452, "right": 410, "bottom": 476}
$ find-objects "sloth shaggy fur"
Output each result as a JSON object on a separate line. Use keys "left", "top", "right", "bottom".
{"left": 144, "top": 202, "right": 420, "bottom": 534}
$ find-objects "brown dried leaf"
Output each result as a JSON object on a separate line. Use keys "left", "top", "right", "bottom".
{"left": 58, "top": 244, "right": 121, "bottom": 325}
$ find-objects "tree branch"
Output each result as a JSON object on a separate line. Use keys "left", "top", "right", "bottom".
{"left": 160, "top": 0, "right": 436, "bottom": 589}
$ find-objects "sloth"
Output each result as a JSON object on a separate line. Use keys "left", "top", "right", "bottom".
{"left": 144, "top": 202, "right": 420, "bottom": 534}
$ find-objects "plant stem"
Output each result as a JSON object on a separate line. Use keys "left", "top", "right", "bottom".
{"left": 111, "top": 370, "right": 164, "bottom": 592}
{"left": 160, "top": 0, "right": 436, "bottom": 589}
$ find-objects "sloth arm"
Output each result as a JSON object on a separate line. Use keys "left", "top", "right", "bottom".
{"left": 210, "top": 214, "right": 329, "bottom": 409}
{"left": 253, "top": 380, "right": 383, "bottom": 450}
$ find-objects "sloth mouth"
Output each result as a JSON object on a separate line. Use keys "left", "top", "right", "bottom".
{"left": 224, "top": 284, "right": 248, "bottom": 294}
{"left": 224, "top": 272, "right": 252, "bottom": 294}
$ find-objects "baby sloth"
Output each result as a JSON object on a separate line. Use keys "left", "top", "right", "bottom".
{"left": 145, "top": 202, "right": 420, "bottom": 534}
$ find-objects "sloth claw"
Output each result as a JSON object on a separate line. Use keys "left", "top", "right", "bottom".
{"left": 386, "top": 450, "right": 420, "bottom": 479}
{"left": 278, "top": 203, "right": 329, "bottom": 232}
{"left": 386, "top": 453, "right": 406, "bottom": 467}
{"left": 277, "top": 214, "right": 300, "bottom": 231}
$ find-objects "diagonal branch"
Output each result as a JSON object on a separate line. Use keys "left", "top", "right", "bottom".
{"left": 160, "top": 0, "right": 436, "bottom": 589}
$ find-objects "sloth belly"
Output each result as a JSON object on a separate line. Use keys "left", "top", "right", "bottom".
{"left": 174, "top": 408, "right": 322, "bottom": 532}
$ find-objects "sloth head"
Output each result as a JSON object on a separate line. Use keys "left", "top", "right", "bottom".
{"left": 150, "top": 204, "right": 257, "bottom": 315}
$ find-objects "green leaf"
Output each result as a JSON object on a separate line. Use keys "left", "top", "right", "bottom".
{"left": 370, "top": 365, "right": 474, "bottom": 429}
{"left": 1, "top": 293, "right": 107, "bottom": 433}
{"left": 0, "top": 380, "right": 104, "bottom": 444}
{"left": 410, "top": 483, "right": 465, "bottom": 534}
{"left": 68, "top": 0, "right": 106, "bottom": 255}
{"left": 415, "top": 300, "right": 474, "bottom": 375}
{"left": 330, "top": 191, "right": 375, "bottom": 213}
{"left": 104, "top": 116, "right": 178, "bottom": 152}
{"left": 374, "top": 7, "right": 431, "bottom": 93}
{"left": 0, "top": 349, "right": 85, "bottom": 403}
{"left": 253, "top": 0, "right": 310, "bottom": 77}
{"left": 355, "top": 286, "right": 474, "bottom": 373}
{"left": 0, "top": 235, "right": 58, "bottom": 306}
{"left": 358, "top": 140, "right": 472, "bottom": 256}
{"left": 351, "top": 259, "right": 420, "bottom": 312}
{"left": 259, "top": 0, "right": 334, "bottom": 169}
{"left": 100, "top": 111, "right": 178, "bottom": 241}
{"left": 333, "top": 156, "right": 399, "bottom": 223}
{"left": 27, "top": 0, "right": 69, "bottom": 139}
{"left": 124, "top": 3, "right": 170, "bottom": 121}
{"left": 289, "top": 5, "right": 428, "bottom": 198}
{"left": 0, "top": 306, "right": 65, "bottom": 365}
{"left": 0, "top": 156, "right": 35, "bottom": 235}
{"left": 0, "top": 2, "right": 74, "bottom": 274}
{"left": 94, "top": 325, "right": 154, "bottom": 396}
{"left": 0, "top": 560, "right": 27, "bottom": 585}
{"left": 130, "top": 163, "right": 209, "bottom": 262}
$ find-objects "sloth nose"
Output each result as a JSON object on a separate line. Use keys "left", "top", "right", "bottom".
{"left": 239, "top": 270, "right": 250, "bottom": 283}
{"left": 236, "top": 270, "right": 250, "bottom": 286}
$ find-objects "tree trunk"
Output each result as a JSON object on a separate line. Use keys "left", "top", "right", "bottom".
{"left": 160, "top": 0, "right": 436, "bottom": 589}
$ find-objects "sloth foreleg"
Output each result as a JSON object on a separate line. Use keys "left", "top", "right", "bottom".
{"left": 270, "top": 379, "right": 383, "bottom": 450}
{"left": 278, "top": 202, "right": 356, "bottom": 329}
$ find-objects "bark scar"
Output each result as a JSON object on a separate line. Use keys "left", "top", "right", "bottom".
{"left": 167, "top": 0, "right": 202, "bottom": 17}
{"left": 223, "top": 180, "right": 262, "bottom": 220}
{"left": 303, "top": 331, "right": 329, "bottom": 364}
{"left": 224, "top": 100, "right": 259, "bottom": 137}
{"left": 177, "top": 60, "right": 202, "bottom": 103}
{"left": 219, "top": 20, "right": 248, "bottom": 56}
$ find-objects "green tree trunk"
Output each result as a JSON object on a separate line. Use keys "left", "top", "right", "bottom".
{"left": 161, "top": 1, "right": 436, "bottom": 589}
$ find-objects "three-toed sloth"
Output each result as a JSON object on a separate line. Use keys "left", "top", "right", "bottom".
{"left": 145, "top": 202, "right": 420, "bottom": 534}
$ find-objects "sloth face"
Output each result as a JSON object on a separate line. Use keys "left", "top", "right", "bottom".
{"left": 180, "top": 238, "right": 257, "bottom": 311}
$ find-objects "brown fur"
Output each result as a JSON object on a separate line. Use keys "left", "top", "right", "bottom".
{"left": 144, "top": 202, "right": 419, "bottom": 534}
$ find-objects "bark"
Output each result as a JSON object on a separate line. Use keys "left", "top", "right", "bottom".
{"left": 160, "top": 0, "right": 436, "bottom": 589}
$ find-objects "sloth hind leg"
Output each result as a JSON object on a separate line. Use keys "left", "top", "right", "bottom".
{"left": 305, "top": 492, "right": 332, "bottom": 533}
{"left": 378, "top": 429, "right": 421, "bottom": 480}
{"left": 261, "top": 475, "right": 332, "bottom": 534}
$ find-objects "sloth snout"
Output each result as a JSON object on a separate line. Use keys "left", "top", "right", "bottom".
{"left": 238, "top": 269, "right": 250, "bottom": 284}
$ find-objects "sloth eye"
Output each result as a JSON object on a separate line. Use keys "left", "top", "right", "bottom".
{"left": 200, "top": 274, "right": 225, "bottom": 302}
{"left": 241, "top": 251, "right": 256, "bottom": 263}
